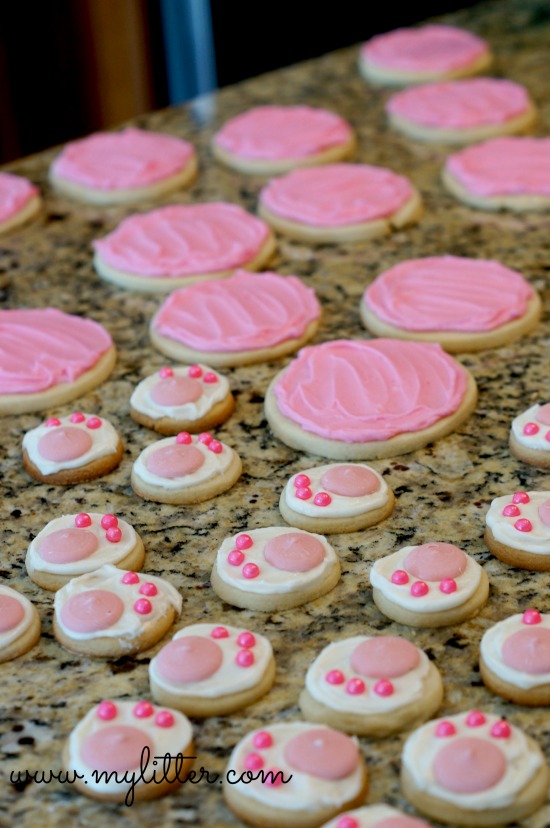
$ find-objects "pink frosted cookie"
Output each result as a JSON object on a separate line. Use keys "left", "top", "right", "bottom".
{"left": 93, "top": 202, "right": 275, "bottom": 292}
{"left": 131, "top": 430, "right": 242, "bottom": 505}
{"left": 26, "top": 512, "right": 145, "bottom": 591}
{"left": 212, "top": 105, "right": 356, "bottom": 174}
{"left": 150, "top": 270, "right": 321, "bottom": 367}
{"left": 22, "top": 411, "right": 123, "bottom": 485}
{"left": 265, "top": 339, "right": 477, "bottom": 460}
{"left": 401, "top": 711, "right": 549, "bottom": 826}
{"left": 359, "top": 24, "right": 492, "bottom": 85}
{"left": 485, "top": 490, "right": 550, "bottom": 570}
{"left": 258, "top": 163, "right": 422, "bottom": 243}
{"left": 509, "top": 402, "right": 550, "bottom": 469}
{"left": 321, "top": 804, "right": 431, "bottom": 828}
{"left": 63, "top": 699, "right": 194, "bottom": 803}
{"left": 130, "top": 364, "right": 235, "bottom": 435}
{"left": 150, "top": 622, "right": 276, "bottom": 716}
{"left": 300, "top": 635, "right": 443, "bottom": 737}
{"left": 224, "top": 722, "right": 368, "bottom": 828}
{"left": 280, "top": 463, "right": 395, "bottom": 533}
{"left": 361, "top": 256, "right": 540, "bottom": 352}
{"left": 50, "top": 127, "right": 197, "bottom": 205}
{"left": 387, "top": 78, "right": 536, "bottom": 144}
{"left": 370, "top": 542, "right": 489, "bottom": 627}
{"left": 0, "top": 585, "right": 41, "bottom": 663}
{"left": 0, "top": 308, "right": 116, "bottom": 415}
{"left": 53, "top": 564, "right": 182, "bottom": 657}
{"left": 0, "top": 172, "right": 41, "bottom": 235}
{"left": 443, "top": 136, "right": 550, "bottom": 210}
{"left": 211, "top": 527, "right": 341, "bottom": 612}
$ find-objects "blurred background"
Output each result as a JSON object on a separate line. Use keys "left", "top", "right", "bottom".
{"left": 0, "top": 0, "right": 483, "bottom": 164}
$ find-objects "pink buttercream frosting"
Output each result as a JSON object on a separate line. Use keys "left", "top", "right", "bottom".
{"left": 364, "top": 256, "right": 534, "bottom": 332}
{"left": 0, "top": 172, "right": 39, "bottom": 224}
{"left": 445, "top": 137, "right": 550, "bottom": 196}
{"left": 52, "top": 128, "right": 195, "bottom": 190}
{"left": 260, "top": 164, "right": 413, "bottom": 226}
{"left": 387, "top": 78, "right": 530, "bottom": 129}
{"left": 93, "top": 202, "right": 271, "bottom": 277}
{"left": 361, "top": 24, "right": 489, "bottom": 73}
{"left": 0, "top": 308, "right": 113, "bottom": 395}
{"left": 153, "top": 270, "right": 320, "bottom": 352}
{"left": 214, "top": 105, "right": 352, "bottom": 160}
{"left": 273, "top": 339, "right": 468, "bottom": 442}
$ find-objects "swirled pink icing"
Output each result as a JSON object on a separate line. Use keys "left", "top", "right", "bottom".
{"left": 260, "top": 164, "right": 413, "bottom": 226}
{"left": 51, "top": 128, "right": 195, "bottom": 190}
{"left": 445, "top": 137, "right": 550, "bottom": 196}
{"left": 214, "top": 105, "right": 352, "bottom": 160}
{"left": 387, "top": 78, "right": 530, "bottom": 129}
{"left": 274, "top": 339, "right": 468, "bottom": 442}
{"left": 0, "top": 308, "right": 113, "bottom": 394}
{"left": 93, "top": 203, "right": 271, "bottom": 277}
{"left": 0, "top": 172, "right": 39, "bottom": 224}
{"left": 361, "top": 24, "right": 489, "bottom": 73}
{"left": 153, "top": 270, "right": 320, "bottom": 352}
{"left": 365, "top": 256, "right": 534, "bottom": 332}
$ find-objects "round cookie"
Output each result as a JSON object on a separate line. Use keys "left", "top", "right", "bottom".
{"left": 300, "top": 635, "right": 443, "bottom": 737}
{"left": 321, "top": 804, "right": 431, "bottom": 828}
{"left": 130, "top": 364, "right": 234, "bottom": 435}
{"left": 49, "top": 127, "right": 197, "bottom": 205}
{"left": 443, "top": 136, "right": 550, "bottom": 211}
{"left": 53, "top": 564, "right": 182, "bottom": 657}
{"left": 370, "top": 542, "right": 489, "bottom": 627}
{"left": 480, "top": 609, "right": 550, "bottom": 706}
{"left": 63, "top": 699, "right": 194, "bottom": 803}
{"left": 359, "top": 24, "right": 492, "bottom": 86}
{"left": 509, "top": 402, "right": 550, "bottom": 468}
{"left": 0, "top": 585, "right": 41, "bottom": 663}
{"left": 212, "top": 105, "right": 356, "bottom": 174}
{"left": 360, "top": 256, "right": 540, "bottom": 352}
{"left": 485, "top": 490, "right": 550, "bottom": 570}
{"left": 149, "top": 622, "right": 275, "bottom": 716}
{"left": 0, "top": 172, "right": 41, "bottom": 234}
{"left": 26, "top": 512, "right": 145, "bottom": 591}
{"left": 93, "top": 202, "right": 276, "bottom": 292}
{"left": 22, "top": 411, "right": 123, "bottom": 485}
{"left": 279, "top": 463, "right": 395, "bottom": 533}
{"left": 0, "top": 308, "right": 115, "bottom": 415}
{"left": 211, "top": 527, "right": 341, "bottom": 612}
{"left": 150, "top": 270, "right": 321, "bottom": 367}
{"left": 401, "top": 711, "right": 549, "bottom": 826}
{"left": 131, "top": 430, "right": 242, "bottom": 505}
{"left": 386, "top": 78, "right": 536, "bottom": 144}
{"left": 265, "top": 339, "right": 478, "bottom": 460}
{"left": 258, "top": 163, "right": 422, "bottom": 243}
{"left": 224, "top": 722, "right": 368, "bottom": 828}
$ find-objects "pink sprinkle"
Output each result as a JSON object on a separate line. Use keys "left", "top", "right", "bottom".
{"left": 242, "top": 563, "right": 260, "bottom": 579}
{"left": 440, "top": 578, "right": 457, "bottom": 594}
{"left": 546, "top": 431, "right": 550, "bottom": 443}
{"left": 228, "top": 550, "right": 244, "bottom": 566}
{"left": 188, "top": 365, "right": 203, "bottom": 378}
{"left": 523, "top": 609, "right": 542, "bottom": 625}
{"left": 337, "top": 817, "right": 360, "bottom": 828}
{"left": 203, "top": 372, "right": 218, "bottom": 384}
{"left": 133, "top": 701, "right": 154, "bottom": 718}
{"left": 97, "top": 701, "right": 117, "bottom": 720}
{"left": 466, "top": 710, "right": 486, "bottom": 727}
{"left": 391, "top": 569, "right": 409, "bottom": 585}
{"left": 139, "top": 582, "right": 158, "bottom": 597}
{"left": 523, "top": 422, "right": 540, "bottom": 436}
{"left": 159, "top": 366, "right": 174, "bottom": 379}
{"left": 86, "top": 417, "right": 102, "bottom": 429}
{"left": 491, "top": 720, "right": 511, "bottom": 739}
{"left": 313, "top": 492, "right": 332, "bottom": 507}
{"left": 237, "top": 631, "right": 256, "bottom": 649}
{"left": 325, "top": 669, "right": 345, "bottom": 685}
{"left": 236, "top": 534, "right": 253, "bottom": 550}
{"left": 514, "top": 518, "right": 533, "bottom": 532}
{"left": 374, "top": 679, "right": 394, "bottom": 697}
{"left": 134, "top": 598, "right": 153, "bottom": 615}
{"left": 211, "top": 626, "right": 229, "bottom": 639}
{"left": 346, "top": 677, "right": 365, "bottom": 695}
{"left": 244, "top": 752, "right": 264, "bottom": 771}
{"left": 121, "top": 571, "right": 140, "bottom": 585}
{"left": 74, "top": 513, "right": 92, "bottom": 528}
{"left": 198, "top": 432, "right": 213, "bottom": 445}
{"left": 263, "top": 767, "right": 283, "bottom": 787}
{"left": 70, "top": 412, "right": 86, "bottom": 423}
{"left": 512, "top": 491, "right": 530, "bottom": 504}
{"left": 411, "top": 580, "right": 429, "bottom": 597}
{"left": 208, "top": 440, "right": 223, "bottom": 454}
{"left": 155, "top": 710, "right": 174, "bottom": 728}
{"left": 436, "top": 720, "right": 456, "bottom": 738}
{"left": 45, "top": 417, "right": 61, "bottom": 427}
{"left": 236, "top": 649, "right": 255, "bottom": 667}
{"left": 176, "top": 431, "right": 192, "bottom": 444}
{"left": 294, "top": 474, "right": 311, "bottom": 488}
{"left": 106, "top": 527, "right": 122, "bottom": 544}
{"left": 295, "top": 487, "right": 312, "bottom": 500}
{"left": 253, "top": 731, "right": 273, "bottom": 749}
{"left": 502, "top": 504, "right": 520, "bottom": 517}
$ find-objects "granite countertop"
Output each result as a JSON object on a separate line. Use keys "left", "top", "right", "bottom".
{"left": 2, "top": 0, "right": 550, "bottom": 825}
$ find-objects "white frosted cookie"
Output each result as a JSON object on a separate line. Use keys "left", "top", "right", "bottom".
{"left": 26, "top": 512, "right": 145, "bottom": 590}
{"left": 131, "top": 430, "right": 242, "bottom": 505}
{"left": 22, "top": 411, "right": 123, "bottom": 485}
{"left": 279, "top": 464, "right": 395, "bottom": 533}
{"left": 321, "top": 804, "right": 431, "bottom": 828}
{"left": 370, "top": 542, "right": 489, "bottom": 627}
{"left": 0, "top": 585, "right": 41, "bottom": 663}
{"left": 63, "top": 699, "right": 194, "bottom": 803}
{"left": 300, "top": 635, "right": 443, "bottom": 736}
{"left": 509, "top": 402, "right": 550, "bottom": 468}
{"left": 211, "top": 527, "right": 341, "bottom": 612}
{"left": 401, "top": 711, "right": 549, "bottom": 826}
{"left": 224, "top": 722, "right": 368, "bottom": 828}
{"left": 0, "top": 172, "right": 41, "bottom": 234}
{"left": 150, "top": 622, "right": 275, "bottom": 716}
{"left": 485, "top": 490, "right": 550, "bottom": 570}
{"left": 130, "top": 364, "right": 234, "bottom": 435}
{"left": 53, "top": 564, "right": 182, "bottom": 657}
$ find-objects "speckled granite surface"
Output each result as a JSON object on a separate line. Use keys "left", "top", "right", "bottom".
{"left": 2, "top": 0, "right": 550, "bottom": 825}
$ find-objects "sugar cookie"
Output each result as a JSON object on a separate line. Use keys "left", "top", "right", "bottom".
{"left": 321, "top": 804, "right": 431, "bottom": 828}
{"left": 509, "top": 402, "right": 550, "bottom": 468}
{"left": 0, "top": 172, "right": 41, "bottom": 234}
{"left": 485, "top": 490, "right": 550, "bottom": 570}
{"left": 0, "top": 585, "right": 41, "bottom": 663}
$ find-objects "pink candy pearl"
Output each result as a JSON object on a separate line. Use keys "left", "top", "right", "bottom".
{"left": 155, "top": 710, "right": 175, "bottom": 728}
{"left": 70, "top": 411, "right": 86, "bottom": 423}
{"left": 436, "top": 720, "right": 456, "bottom": 737}
{"left": 523, "top": 609, "right": 542, "bottom": 625}
{"left": 263, "top": 767, "right": 283, "bottom": 787}
{"left": 514, "top": 518, "right": 533, "bottom": 532}
{"left": 139, "top": 582, "right": 158, "bottom": 597}
{"left": 346, "top": 678, "right": 365, "bottom": 695}
{"left": 337, "top": 818, "right": 360, "bottom": 828}
{"left": 45, "top": 417, "right": 61, "bottom": 427}
{"left": 134, "top": 598, "right": 153, "bottom": 615}
{"left": 101, "top": 514, "right": 118, "bottom": 529}
{"left": 235, "top": 534, "right": 253, "bottom": 550}
{"left": 74, "top": 513, "right": 92, "bottom": 528}
{"left": 121, "top": 571, "right": 140, "bottom": 584}
{"left": 106, "top": 527, "right": 122, "bottom": 543}
{"left": 440, "top": 578, "right": 457, "bottom": 594}
{"left": 411, "top": 581, "right": 429, "bottom": 597}
{"left": 295, "top": 487, "right": 312, "bottom": 500}
{"left": 133, "top": 701, "right": 154, "bottom": 718}
{"left": 97, "top": 701, "right": 117, "bottom": 720}
{"left": 546, "top": 431, "right": 550, "bottom": 443}
{"left": 325, "top": 669, "right": 345, "bottom": 685}
{"left": 491, "top": 720, "right": 511, "bottom": 739}
{"left": 313, "top": 492, "right": 332, "bottom": 507}
{"left": 523, "top": 422, "right": 540, "bottom": 435}
{"left": 228, "top": 550, "right": 244, "bottom": 566}
{"left": 294, "top": 474, "right": 311, "bottom": 488}
{"left": 374, "top": 679, "right": 394, "bottom": 697}
{"left": 502, "top": 504, "right": 520, "bottom": 517}
{"left": 512, "top": 491, "right": 530, "bottom": 504}
{"left": 244, "top": 752, "right": 264, "bottom": 771}
{"left": 242, "top": 563, "right": 259, "bottom": 579}
{"left": 466, "top": 710, "right": 486, "bottom": 727}
{"left": 203, "top": 372, "right": 218, "bottom": 384}
{"left": 188, "top": 365, "right": 202, "bottom": 378}
{"left": 208, "top": 440, "right": 223, "bottom": 454}
{"left": 236, "top": 649, "right": 255, "bottom": 667}
{"left": 253, "top": 731, "right": 273, "bottom": 749}
{"left": 391, "top": 569, "right": 409, "bottom": 585}
{"left": 211, "top": 626, "right": 229, "bottom": 639}
{"left": 86, "top": 417, "right": 102, "bottom": 429}
{"left": 159, "top": 366, "right": 174, "bottom": 378}
{"left": 237, "top": 632, "right": 255, "bottom": 649}
{"left": 176, "top": 431, "right": 192, "bottom": 444}
{"left": 198, "top": 432, "right": 213, "bottom": 445}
